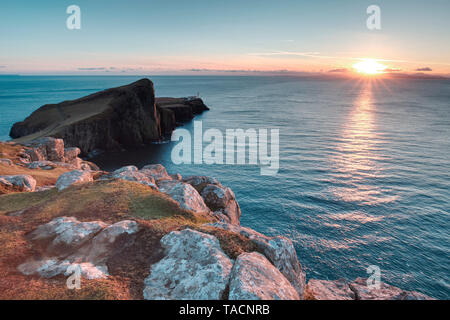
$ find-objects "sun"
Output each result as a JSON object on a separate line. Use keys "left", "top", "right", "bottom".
{"left": 353, "top": 59, "right": 387, "bottom": 75}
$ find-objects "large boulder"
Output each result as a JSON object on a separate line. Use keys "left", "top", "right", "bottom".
{"left": 209, "top": 222, "right": 306, "bottom": 298}
{"left": 0, "top": 174, "right": 36, "bottom": 192}
{"left": 29, "top": 216, "right": 107, "bottom": 255}
{"left": 18, "top": 218, "right": 139, "bottom": 280}
{"left": 55, "top": 170, "right": 93, "bottom": 191}
{"left": 157, "top": 180, "right": 211, "bottom": 214}
{"left": 143, "top": 228, "right": 232, "bottom": 300}
{"left": 201, "top": 184, "right": 241, "bottom": 225}
{"left": 305, "top": 279, "right": 355, "bottom": 300}
{"left": 229, "top": 252, "right": 299, "bottom": 300}
{"left": 110, "top": 165, "right": 157, "bottom": 189}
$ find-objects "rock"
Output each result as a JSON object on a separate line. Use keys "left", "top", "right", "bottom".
{"left": 27, "top": 161, "right": 57, "bottom": 170}
{"left": 110, "top": 166, "right": 157, "bottom": 189}
{"left": 55, "top": 170, "right": 93, "bottom": 191}
{"left": 18, "top": 258, "right": 108, "bottom": 280}
{"left": 0, "top": 174, "right": 36, "bottom": 192}
{"left": 201, "top": 184, "right": 241, "bottom": 225}
{"left": 10, "top": 79, "right": 208, "bottom": 154}
{"left": 0, "top": 158, "right": 12, "bottom": 166}
{"left": 19, "top": 218, "right": 139, "bottom": 280}
{"left": 140, "top": 164, "right": 171, "bottom": 181}
{"left": 229, "top": 252, "right": 300, "bottom": 300}
{"left": 157, "top": 180, "right": 210, "bottom": 214}
{"left": 24, "top": 137, "right": 65, "bottom": 162}
{"left": 143, "top": 228, "right": 232, "bottom": 300}
{"left": 305, "top": 279, "right": 355, "bottom": 300}
{"left": 349, "top": 278, "right": 434, "bottom": 300}
{"left": 29, "top": 216, "right": 107, "bottom": 255}
{"left": 73, "top": 220, "right": 139, "bottom": 264}
{"left": 209, "top": 222, "right": 306, "bottom": 298}
{"left": 183, "top": 175, "right": 220, "bottom": 193}
{"left": 64, "top": 147, "right": 81, "bottom": 162}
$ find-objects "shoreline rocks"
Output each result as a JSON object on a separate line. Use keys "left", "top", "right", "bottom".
{"left": 229, "top": 252, "right": 299, "bottom": 300}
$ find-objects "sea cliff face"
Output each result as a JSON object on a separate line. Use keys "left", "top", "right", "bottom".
{"left": 9, "top": 79, "right": 209, "bottom": 155}
{"left": 0, "top": 138, "right": 434, "bottom": 300}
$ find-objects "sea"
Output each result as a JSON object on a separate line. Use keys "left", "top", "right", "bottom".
{"left": 0, "top": 75, "right": 449, "bottom": 299}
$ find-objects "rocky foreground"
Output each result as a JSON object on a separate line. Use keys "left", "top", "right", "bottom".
{"left": 9, "top": 79, "right": 209, "bottom": 156}
{"left": 0, "top": 138, "right": 433, "bottom": 300}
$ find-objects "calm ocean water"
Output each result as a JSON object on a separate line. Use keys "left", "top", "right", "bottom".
{"left": 0, "top": 75, "right": 449, "bottom": 299}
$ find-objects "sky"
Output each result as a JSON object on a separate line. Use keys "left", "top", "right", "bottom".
{"left": 0, "top": 0, "right": 449, "bottom": 75}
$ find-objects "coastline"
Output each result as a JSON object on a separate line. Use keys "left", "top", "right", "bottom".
{"left": 0, "top": 78, "right": 436, "bottom": 299}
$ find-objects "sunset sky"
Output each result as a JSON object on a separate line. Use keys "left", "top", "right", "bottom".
{"left": 1, "top": 0, "right": 449, "bottom": 75}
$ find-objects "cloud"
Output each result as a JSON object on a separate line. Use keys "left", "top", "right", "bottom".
{"left": 328, "top": 68, "right": 348, "bottom": 73}
{"left": 0, "top": 65, "right": 6, "bottom": 68}
{"left": 415, "top": 67, "right": 432, "bottom": 72}
{"left": 384, "top": 68, "right": 402, "bottom": 72}
{"left": 184, "top": 68, "right": 291, "bottom": 74}
{"left": 77, "top": 67, "right": 106, "bottom": 71}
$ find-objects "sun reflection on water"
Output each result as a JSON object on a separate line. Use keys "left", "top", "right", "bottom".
{"left": 328, "top": 80, "right": 398, "bottom": 206}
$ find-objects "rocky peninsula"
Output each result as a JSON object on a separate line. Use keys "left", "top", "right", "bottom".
{"left": 9, "top": 79, "right": 209, "bottom": 156}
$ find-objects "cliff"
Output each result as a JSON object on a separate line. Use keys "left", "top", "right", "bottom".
{"left": 0, "top": 138, "right": 433, "bottom": 300}
{"left": 9, "top": 79, "right": 208, "bottom": 155}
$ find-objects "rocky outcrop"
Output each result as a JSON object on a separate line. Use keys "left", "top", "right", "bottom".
{"left": 9, "top": 137, "right": 91, "bottom": 170}
{"left": 10, "top": 79, "right": 209, "bottom": 154}
{"left": 305, "top": 278, "right": 434, "bottom": 300}
{"left": 229, "top": 252, "right": 299, "bottom": 300}
{"left": 23, "top": 137, "right": 65, "bottom": 162}
{"left": 55, "top": 170, "right": 93, "bottom": 191}
{"left": 0, "top": 174, "right": 36, "bottom": 192}
{"left": 143, "top": 228, "right": 233, "bottom": 300}
{"left": 209, "top": 222, "right": 306, "bottom": 298}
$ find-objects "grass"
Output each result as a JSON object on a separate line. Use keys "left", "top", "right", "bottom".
{"left": 0, "top": 179, "right": 202, "bottom": 223}
{"left": 0, "top": 163, "right": 69, "bottom": 189}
